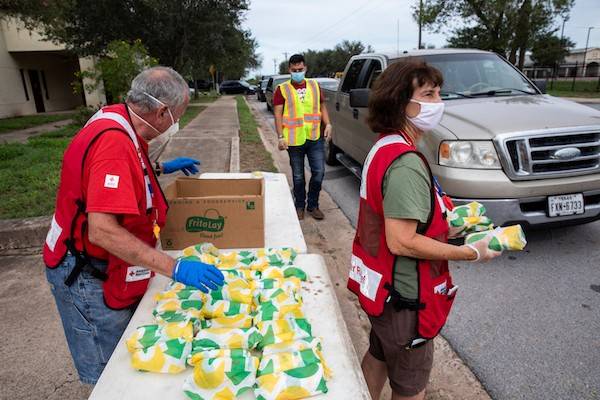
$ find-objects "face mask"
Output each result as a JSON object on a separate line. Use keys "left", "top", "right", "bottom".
{"left": 407, "top": 99, "right": 445, "bottom": 132}
{"left": 291, "top": 71, "right": 305, "bottom": 83}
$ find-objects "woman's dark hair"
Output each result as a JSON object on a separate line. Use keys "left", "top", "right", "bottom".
{"left": 367, "top": 60, "right": 443, "bottom": 134}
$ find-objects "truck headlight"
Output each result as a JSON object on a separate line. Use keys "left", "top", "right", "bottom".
{"left": 439, "top": 141, "right": 501, "bottom": 169}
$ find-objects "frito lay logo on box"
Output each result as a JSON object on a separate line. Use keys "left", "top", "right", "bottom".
{"left": 185, "top": 209, "right": 225, "bottom": 233}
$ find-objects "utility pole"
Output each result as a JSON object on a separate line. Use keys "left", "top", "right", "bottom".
{"left": 582, "top": 27, "right": 594, "bottom": 77}
{"left": 418, "top": 0, "right": 423, "bottom": 49}
{"left": 273, "top": 58, "right": 277, "bottom": 74}
{"left": 283, "top": 52, "right": 289, "bottom": 62}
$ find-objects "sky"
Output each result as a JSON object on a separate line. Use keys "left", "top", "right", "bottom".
{"left": 242, "top": 0, "right": 600, "bottom": 78}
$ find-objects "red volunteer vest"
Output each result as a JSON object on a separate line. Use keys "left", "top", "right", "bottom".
{"left": 43, "top": 104, "right": 168, "bottom": 309}
{"left": 348, "top": 133, "right": 457, "bottom": 341}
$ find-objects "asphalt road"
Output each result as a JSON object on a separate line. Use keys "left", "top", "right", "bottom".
{"left": 250, "top": 97, "right": 600, "bottom": 400}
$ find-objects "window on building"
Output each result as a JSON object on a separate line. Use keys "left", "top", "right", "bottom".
{"left": 41, "top": 71, "right": 49, "bottom": 100}
{"left": 19, "top": 69, "right": 29, "bottom": 101}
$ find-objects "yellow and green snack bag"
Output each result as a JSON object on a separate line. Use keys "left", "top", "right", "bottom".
{"left": 260, "top": 265, "right": 308, "bottom": 281}
{"left": 153, "top": 298, "right": 204, "bottom": 325}
{"left": 254, "top": 288, "right": 304, "bottom": 324}
{"left": 465, "top": 225, "right": 527, "bottom": 256}
{"left": 200, "top": 299, "right": 252, "bottom": 319}
{"left": 257, "top": 318, "right": 313, "bottom": 350}
{"left": 254, "top": 362, "right": 329, "bottom": 400}
{"left": 183, "top": 349, "right": 259, "bottom": 400}
{"left": 190, "top": 326, "right": 263, "bottom": 354}
{"left": 154, "top": 282, "right": 204, "bottom": 302}
{"left": 125, "top": 322, "right": 193, "bottom": 374}
{"left": 446, "top": 201, "right": 494, "bottom": 238}
{"left": 198, "top": 315, "right": 254, "bottom": 330}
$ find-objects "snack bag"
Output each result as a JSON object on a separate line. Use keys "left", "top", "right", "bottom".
{"left": 447, "top": 201, "right": 494, "bottom": 238}
{"left": 125, "top": 322, "right": 193, "bottom": 374}
{"left": 191, "top": 327, "right": 263, "bottom": 354}
{"left": 257, "top": 318, "right": 312, "bottom": 349}
{"left": 200, "top": 299, "right": 252, "bottom": 319}
{"left": 153, "top": 298, "right": 204, "bottom": 324}
{"left": 261, "top": 265, "right": 308, "bottom": 281}
{"left": 254, "top": 362, "right": 329, "bottom": 400}
{"left": 254, "top": 288, "right": 304, "bottom": 324}
{"left": 465, "top": 225, "right": 527, "bottom": 256}
{"left": 184, "top": 349, "right": 259, "bottom": 400}
{"left": 198, "top": 315, "right": 254, "bottom": 330}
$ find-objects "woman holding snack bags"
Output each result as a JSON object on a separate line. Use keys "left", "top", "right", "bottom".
{"left": 347, "top": 60, "right": 502, "bottom": 400}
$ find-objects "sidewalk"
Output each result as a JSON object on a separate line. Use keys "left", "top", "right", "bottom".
{"left": 0, "top": 118, "right": 74, "bottom": 144}
{"left": 153, "top": 96, "right": 240, "bottom": 186}
{"left": 0, "top": 100, "right": 239, "bottom": 400}
{"left": 246, "top": 99, "right": 491, "bottom": 400}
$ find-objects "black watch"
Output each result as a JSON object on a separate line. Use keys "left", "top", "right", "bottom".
{"left": 154, "top": 161, "right": 162, "bottom": 176}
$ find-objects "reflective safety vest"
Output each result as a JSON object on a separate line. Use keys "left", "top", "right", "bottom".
{"left": 280, "top": 79, "right": 321, "bottom": 146}
{"left": 42, "top": 104, "right": 168, "bottom": 309}
{"left": 348, "top": 133, "right": 457, "bottom": 344}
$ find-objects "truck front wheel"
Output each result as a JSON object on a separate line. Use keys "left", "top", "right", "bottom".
{"left": 325, "top": 138, "right": 340, "bottom": 165}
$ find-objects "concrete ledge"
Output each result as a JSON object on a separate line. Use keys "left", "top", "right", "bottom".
{"left": 229, "top": 136, "right": 240, "bottom": 172}
{"left": 0, "top": 215, "right": 50, "bottom": 253}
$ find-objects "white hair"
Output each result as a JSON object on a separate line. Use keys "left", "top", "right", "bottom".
{"left": 127, "top": 66, "right": 188, "bottom": 112}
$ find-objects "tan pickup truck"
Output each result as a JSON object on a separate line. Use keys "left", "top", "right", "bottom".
{"left": 325, "top": 49, "right": 600, "bottom": 227}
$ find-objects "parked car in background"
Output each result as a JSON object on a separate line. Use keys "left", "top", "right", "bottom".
{"left": 314, "top": 77, "right": 340, "bottom": 91}
{"left": 256, "top": 78, "right": 269, "bottom": 102}
{"left": 241, "top": 80, "right": 256, "bottom": 95}
{"left": 265, "top": 74, "right": 290, "bottom": 111}
{"left": 326, "top": 49, "right": 600, "bottom": 228}
{"left": 219, "top": 80, "right": 255, "bottom": 95}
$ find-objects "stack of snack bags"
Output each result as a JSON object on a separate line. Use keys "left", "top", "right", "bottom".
{"left": 125, "top": 243, "right": 332, "bottom": 400}
{"left": 446, "top": 201, "right": 527, "bottom": 254}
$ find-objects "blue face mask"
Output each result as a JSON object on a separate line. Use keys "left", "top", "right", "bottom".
{"left": 291, "top": 71, "right": 305, "bottom": 83}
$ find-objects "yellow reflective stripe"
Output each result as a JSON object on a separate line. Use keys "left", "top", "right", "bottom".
{"left": 282, "top": 83, "right": 300, "bottom": 145}
{"left": 306, "top": 80, "right": 321, "bottom": 140}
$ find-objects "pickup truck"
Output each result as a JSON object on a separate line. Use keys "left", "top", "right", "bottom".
{"left": 325, "top": 49, "right": 600, "bottom": 227}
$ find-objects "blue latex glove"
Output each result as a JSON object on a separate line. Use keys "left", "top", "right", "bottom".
{"left": 162, "top": 157, "right": 200, "bottom": 175}
{"left": 172, "top": 259, "right": 225, "bottom": 292}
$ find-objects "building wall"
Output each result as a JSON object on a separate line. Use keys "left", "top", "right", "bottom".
{"left": 0, "top": 18, "right": 105, "bottom": 119}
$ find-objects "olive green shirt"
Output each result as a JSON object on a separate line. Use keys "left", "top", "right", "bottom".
{"left": 382, "top": 153, "right": 431, "bottom": 300}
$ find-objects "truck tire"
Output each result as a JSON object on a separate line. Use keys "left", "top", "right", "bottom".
{"left": 325, "top": 139, "right": 340, "bottom": 166}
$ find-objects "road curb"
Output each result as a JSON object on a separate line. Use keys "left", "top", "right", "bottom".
{"left": 0, "top": 215, "right": 50, "bottom": 254}
{"left": 230, "top": 136, "right": 240, "bottom": 172}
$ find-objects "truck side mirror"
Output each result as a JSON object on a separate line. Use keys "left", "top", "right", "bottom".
{"left": 350, "top": 88, "right": 370, "bottom": 108}
{"left": 532, "top": 79, "right": 547, "bottom": 94}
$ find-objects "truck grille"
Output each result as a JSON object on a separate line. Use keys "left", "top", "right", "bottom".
{"left": 499, "top": 129, "right": 600, "bottom": 180}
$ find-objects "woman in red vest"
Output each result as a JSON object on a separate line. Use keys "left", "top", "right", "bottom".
{"left": 348, "top": 61, "right": 499, "bottom": 400}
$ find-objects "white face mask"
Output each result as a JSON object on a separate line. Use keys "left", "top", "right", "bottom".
{"left": 130, "top": 91, "right": 180, "bottom": 138}
{"left": 407, "top": 99, "right": 445, "bottom": 132}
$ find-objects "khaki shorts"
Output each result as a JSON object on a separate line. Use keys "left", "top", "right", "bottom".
{"left": 368, "top": 303, "right": 434, "bottom": 396}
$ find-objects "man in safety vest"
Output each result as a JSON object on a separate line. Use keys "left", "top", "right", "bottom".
{"left": 43, "top": 66, "right": 225, "bottom": 384}
{"left": 274, "top": 54, "right": 333, "bottom": 220}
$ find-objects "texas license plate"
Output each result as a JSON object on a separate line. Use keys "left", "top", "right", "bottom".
{"left": 547, "top": 193, "right": 585, "bottom": 217}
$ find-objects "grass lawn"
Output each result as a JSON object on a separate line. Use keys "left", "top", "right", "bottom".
{"left": 190, "top": 91, "right": 220, "bottom": 104}
{"left": 0, "top": 113, "right": 76, "bottom": 134}
{"left": 235, "top": 96, "right": 277, "bottom": 173}
{"left": 547, "top": 79, "right": 600, "bottom": 98}
{"left": 0, "top": 105, "right": 207, "bottom": 220}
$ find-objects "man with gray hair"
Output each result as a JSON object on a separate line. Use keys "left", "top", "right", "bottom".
{"left": 43, "top": 66, "right": 224, "bottom": 384}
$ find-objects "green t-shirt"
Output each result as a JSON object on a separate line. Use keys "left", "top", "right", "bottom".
{"left": 382, "top": 153, "right": 431, "bottom": 300}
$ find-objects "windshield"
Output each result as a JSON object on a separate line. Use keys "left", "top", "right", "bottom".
{"left": 316, "top": 79, "right": 339, "bottom": 91}
{"left": 261, "top": 80, "right": 268, "bottom": 89}
{"left": 420, "top": 53, "right": 537, "bottom": 100}
{"left": 273, "top": 77, "right": 289, "bottom": 88}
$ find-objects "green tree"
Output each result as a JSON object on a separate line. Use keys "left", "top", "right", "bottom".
{"left": 278, "top": 40, "right": 373, "bottom": 76}
{"left": 0, "top": 0, "right": 260, "bottom": 78}
{"left": 74, "top": 40, "right": 157, "bottom": 104}
{"left": 416, "top": 0, "right": 574, "bottom": 69}
{"left": 530, "top": 34, "right": 574, "bottom": 66}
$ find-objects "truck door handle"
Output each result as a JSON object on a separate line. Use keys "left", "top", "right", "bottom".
{"left": 353, "top": 108, "right": 359, "bottom": 119}
{"left": 335, "top": 102, "right": 340, "bottom": 111}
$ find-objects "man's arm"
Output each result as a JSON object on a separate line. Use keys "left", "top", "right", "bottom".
{"left": 321, "top": 100, "right": 332, "bottom": 140}
{"left": 88, "top": 212, "right": 175, "bottom": 276}
{"left": 274, "top": 103, "right": 287, "bottom": 151}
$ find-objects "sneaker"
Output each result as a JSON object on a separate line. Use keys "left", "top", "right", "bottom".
{"left": 296, "top": 208, "right": 305, "bottom": 220}
{"left": 307, "top": 208, "right": 324, "bottom": 220}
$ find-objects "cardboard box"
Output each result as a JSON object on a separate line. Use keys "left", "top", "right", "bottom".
{"left": 161, "top": 177, "right": 265, "bottom": 250}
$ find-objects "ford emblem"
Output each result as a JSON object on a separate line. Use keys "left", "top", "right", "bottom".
{"left": 552, "top": 147, "right": 581, "bottom": 160}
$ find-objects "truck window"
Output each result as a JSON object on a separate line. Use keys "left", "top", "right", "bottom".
{"left": 341, "top": 59, "right": 367, "bottom": 93}
{"left": 365, "top": 60, "right": 382, "bottom": 88}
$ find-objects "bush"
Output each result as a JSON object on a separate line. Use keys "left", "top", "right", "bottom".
{"left": 73, "top": 105, "right": 98, "bottom": 126}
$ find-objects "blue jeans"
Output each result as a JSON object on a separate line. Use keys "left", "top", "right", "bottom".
{"left": 287, "top": 138, "right": 325, "bottom": 210}
{"left": 45, "top": 254, "right": 135, "bottom": 384}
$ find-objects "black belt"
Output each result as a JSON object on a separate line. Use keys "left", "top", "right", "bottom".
{"left": 384, "top": 283, "right": 425, "bottom": 312}
{"left": 64, "top": 239, "right": 108, "bottom": 286}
